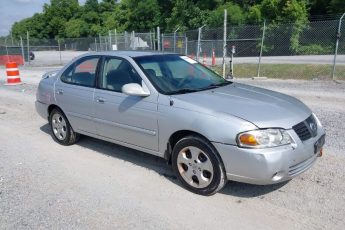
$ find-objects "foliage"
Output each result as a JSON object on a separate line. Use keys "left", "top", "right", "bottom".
{"left": 9, "top": 0, "right": 345, "bottom": 39}
{"left": 122, "top": 0, "right": 161, "bottom": 32}
{"left": 207, "top": 2, "right": 246, "bottom": 27}
{"left": 65, "top": 19, "right": 89, "bottom": 38}
{"left": 165, "top": 0, "right": 209, "bottom": 31}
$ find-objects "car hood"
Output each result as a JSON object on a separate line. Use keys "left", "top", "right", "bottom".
{"left": 172, "top": 82, "right": 311, "bottom": 129}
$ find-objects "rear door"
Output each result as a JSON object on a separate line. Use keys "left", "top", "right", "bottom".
{"left": 93, "top": 56, "right": 159, "bottom": 151}
{"left": 54, "top": 56, "right": 100, "bottom": 134}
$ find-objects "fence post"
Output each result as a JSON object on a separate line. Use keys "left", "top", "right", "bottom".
{"left": 20, "top": 36, "right": 25, "bottom": 65}
{"left": 149, "top": 31, "right": 153, "bottom": 50}
{"left": 157, "top": 27, "right": 160, "bottom": 51}
{"left": 4, "top": 38, "right": 9, "bottom": 63}
{"left": 197, "top": 25, "right": 206, "bottom": 61}
{"left": 132, "top": 31, "right": 135, "bottom": 50}
{"left": 27, "top": 31, "right": 30, "bottom": 65}
{"left": 162, "top": 33, "right": 165, "bottom": 52}
{"left": 173, "top": 32, "right": 176, "bottom": 53}
{"left": 94, "top": 37, "right": 98, "bottom": 52}
{"left": 11, "top": 32, "right": 14, "bottom": 46}
{"left": 109, "top": 30, "right": 112, "bottom": 50}
{"left": 99, "top": 33, "right": 102, "bottom": 51}
{"left": 114, "top": 29, "right": 118, "bottom": 50}
{"left": 331, "top": 13, "right": 345, "bottom": 80}
{"left": 174, "top": 27, "right": 180, "bottom": 53}
{"left": 257, "top": 19, "right": 266, "bottom": 78}
{"left": 153, "top": 29, "right": 156, "bottom": 51}
{"left": 185, "top": 36, "right": 188, "bottom": 55}
{"left": 197, "top": 28, "right": 201, "bottom": 61}
{"left": 125, "top": 31, "right": 128, "bottom": 50}
{"left": 222, "top": 9, "right": 227, "bottom": 78}
{"left": 58, "top": 39, "right": 62, "bottom": 65}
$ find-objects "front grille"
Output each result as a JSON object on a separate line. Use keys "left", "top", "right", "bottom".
{"left": 293, "top": 121, "right": 312, "bottom": 141}
{"left": 305, "top": 115, "right": 318, "bottom": 137}
{"left": 293, "top": 115, "right": 317, "bottom": 141}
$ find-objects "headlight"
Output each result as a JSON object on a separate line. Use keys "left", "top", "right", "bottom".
{"left": 237, "top": 129, "right": 292, "bottom": 148}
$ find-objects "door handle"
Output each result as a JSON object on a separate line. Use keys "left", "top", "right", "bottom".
{"left": 56, "top": 89, "right": 63, "bottom": 95}
{"left": 96, "top": 97, "right": 105, "bottom": 104}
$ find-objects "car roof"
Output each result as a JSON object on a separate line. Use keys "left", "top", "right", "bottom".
{"left": 89, "top": 51, "right": 176, "bottom": 58}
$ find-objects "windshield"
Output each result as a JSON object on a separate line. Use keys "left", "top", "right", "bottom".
{"left": 133, "top": 54, "right": 231, "bottom": 95}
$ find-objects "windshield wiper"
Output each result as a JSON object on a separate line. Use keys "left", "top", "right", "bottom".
{"left": 167, "top": 82, "right": 232, "bottom": 95}
{"left": 167, "top": 88, "right": 199, "bottom": 95}
{"left": 200, "top": 81, "right": 232, "bottom": 90}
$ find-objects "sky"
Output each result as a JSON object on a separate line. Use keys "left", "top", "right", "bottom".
{"left": 0, "top": 0, "right": 86, "bottom": 36}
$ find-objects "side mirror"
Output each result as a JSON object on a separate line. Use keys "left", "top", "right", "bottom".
{"left": 122, "top": 83, "right": 150, "bottom": 97}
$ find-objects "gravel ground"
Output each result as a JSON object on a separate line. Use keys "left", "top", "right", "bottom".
{"left": 0, "top": 68, "right": 345, "bottom": 229}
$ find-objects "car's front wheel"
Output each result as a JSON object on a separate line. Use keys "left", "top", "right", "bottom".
{"left": 171, "top": 135, "right": 226, "bottom": 196}
{"left": 49, "top": 108, "right": 79, "bottom": 145}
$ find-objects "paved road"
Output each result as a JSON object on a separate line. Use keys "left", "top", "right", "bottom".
{"left": 24, "top": 51, "right": 345, "bottom": 66}
{"left": 207, "top": 55, "right": 345, "bottom": 65}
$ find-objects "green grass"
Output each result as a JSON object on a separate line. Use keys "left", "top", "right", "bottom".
{"left": 212, "top": 64, "right": 345, "bottom": 80}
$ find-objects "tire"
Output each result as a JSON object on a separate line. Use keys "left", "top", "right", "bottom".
{"left": 171, "top": 135, "right": 226, "bottom": 196}
{"left": 49, "top": 108, "right": 79, "bottom": 146}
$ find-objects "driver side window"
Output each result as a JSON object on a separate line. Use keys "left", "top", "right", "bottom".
{"left": 100, "top": 57, "right": 142, "bottom": 92}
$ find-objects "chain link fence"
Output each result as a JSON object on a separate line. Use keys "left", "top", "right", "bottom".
{"left": 1, "top": 15, "right": 344, "bottom": 80}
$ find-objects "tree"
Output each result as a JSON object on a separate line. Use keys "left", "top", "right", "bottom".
{"left": 43, "top": 0, "right": 80, "bottom": 37}
{"left": 65, "top": 19, "right": 89, "bottom": 38}
{"left": 166, "top": 0, "right": 208, "bottom": 31}
{"left": 11, "top": 13, "right": 49, "bottom": 39}
{"left": 328, "top": 0, "right": 345, "bottom": 14}
{"left": 195, "top": 0, "right": 221, "bottom": 10}
{"left": 309, "top": 0, "right": 329, "bottom": 15}
{"left": 8, "top": 0, "right": 340, "bottom": 39}
{"left": 247, "top": 5, "right": 262, "bottom": 24}
{"left": 259, "top": 0, "right": 308, "bottom": 23}
{"left": 207, "top": 2, "right": 246, "bottom": 27}
{"left": 121, "top": 0, "right": 161, "bottom": 31}
{"left": 99, "top": 0, "right": 117, "bottom": 13}
{"left": 82, "top": 0, "right": 100, "bottom": 24}
{"left": 260, "top": 0, "right": 309, "bottom": 55}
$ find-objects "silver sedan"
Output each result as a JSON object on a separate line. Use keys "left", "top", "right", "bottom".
{"left": 36, "top": 51, "right": 325, "bottom": 195}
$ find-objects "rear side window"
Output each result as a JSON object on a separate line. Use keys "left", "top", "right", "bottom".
{"left": 61, "top": 57, "right": 100, "bottom": 87}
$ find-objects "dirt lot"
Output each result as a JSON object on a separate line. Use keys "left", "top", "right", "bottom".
{"left": 0, "top": 68, "right": 345, "bottom": 229}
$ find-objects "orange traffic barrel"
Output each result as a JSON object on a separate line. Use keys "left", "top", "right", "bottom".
{"left": 5, "top": 62, "right": 22, "bottom": 85}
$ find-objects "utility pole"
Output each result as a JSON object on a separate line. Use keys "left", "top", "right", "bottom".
{"left": 20, "top": 36, "right": 25, "bottom": 64}
{"left": 222, "top": 9, "right": 227, "bottom": 78}
{"left": 257, "top": 19, "right": 266, "bottom": 78}
{"left": 27, "top": 31, "right": 30, "bottom": 65}
{"left": 174, "top": 27, "right": 180, "bottom": 53}
{"left": 331, "top": 13, "right": 345, "bottom": 80}
{"left": 157, "top": 27, "right": 161, "bottom": 51}
{"left": 197, "top": 25, "right": 206, "bottom": 61}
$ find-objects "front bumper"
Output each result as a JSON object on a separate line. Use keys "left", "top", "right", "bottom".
{"left": 35, "top": 100, "right": 49, "bottom": 120}
{"left": 213, "top": 127, "right": 325, "bottom": 185}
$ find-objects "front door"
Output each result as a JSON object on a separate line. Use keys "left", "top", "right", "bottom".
{"left": 93, "top": 56, "right": 159, "bottom": 151}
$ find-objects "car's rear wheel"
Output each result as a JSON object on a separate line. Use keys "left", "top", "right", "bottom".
{"left": 172, "top": 135, "right": 226, "bottom": 196}
{"left": 49, "top": 108, "right": 79, "bottom": 145}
